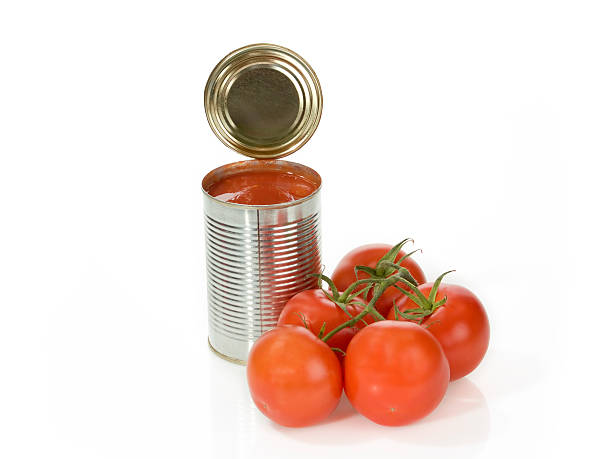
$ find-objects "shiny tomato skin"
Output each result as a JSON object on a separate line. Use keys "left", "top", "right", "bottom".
{"left": 389, "top": 283, "right": 490, "bottom": 381}
{"left": 344, "top": 321, "right": 449, "bottom": 426}
{"left": 331, "top": 244, "right": 427, "bottom": 317}
{"left": 247, "top": 325, "right": 342, "bottom": 427}
{"left": 278, "top": 289, "right": 373, "bottom": 354}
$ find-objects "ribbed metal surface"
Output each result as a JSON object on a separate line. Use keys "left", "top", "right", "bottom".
{"left": 203, "top": 188, "right": 322, "bottom": 363}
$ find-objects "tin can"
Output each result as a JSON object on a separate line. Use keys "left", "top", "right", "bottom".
{"left": 203, "top": 160, "right": 322, "bottom": 363}
{"left": 203, "top": 44, "right": 324, "bottom": 363}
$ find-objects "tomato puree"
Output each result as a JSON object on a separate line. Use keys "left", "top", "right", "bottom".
{"left": 204, "top": 162, "right": 319, "bottom": 205}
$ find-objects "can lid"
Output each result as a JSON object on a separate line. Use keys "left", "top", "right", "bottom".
{"left": 204, "top": 44, "right": 323, "bottom": 159}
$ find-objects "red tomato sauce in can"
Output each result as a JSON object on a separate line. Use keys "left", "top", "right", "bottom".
{"left": 204, "top": 161, "right": 319, "bottom": 205}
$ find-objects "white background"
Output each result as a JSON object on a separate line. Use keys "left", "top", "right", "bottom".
{"left": 0, "top": 1, "right": 609, "bottom": 458}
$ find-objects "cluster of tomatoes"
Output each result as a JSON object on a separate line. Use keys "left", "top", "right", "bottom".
{"left": 246, "top": 240, "right": 490, "bottom": 427}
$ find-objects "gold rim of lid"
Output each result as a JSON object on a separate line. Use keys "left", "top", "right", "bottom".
{"left": 204, "top": 43, "right": 323, "bottom": 159}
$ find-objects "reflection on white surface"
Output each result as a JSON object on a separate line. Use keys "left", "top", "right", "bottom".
{"left": 475, "top": 350, "right": 544, "bottom": 399}
{"left": 273, "top": 378, "right": 490, "bottom": 450}
{"left": 209, "top": 354, "right": 257, "bottom": 459}
{"left": 399, "top": 377, "right": 491, "bottom": 446}
{"left": 208, "top": 349, "right": 491, "bottom": 458}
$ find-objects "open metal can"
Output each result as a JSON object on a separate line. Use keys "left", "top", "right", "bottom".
{"left": 202, "top": 44, "right": 323, "bottom": 363}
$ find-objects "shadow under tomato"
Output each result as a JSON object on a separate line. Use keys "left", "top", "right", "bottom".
{"left": 319, "top": 392, "right": 358, "bottom": 425}
{"left": 270, "top": 393, "right": 374, "bottom": 446}
{"left": 385, "top": 377, "right": 490, "bottom": 447}
{"left": 270, "top": 392, "right": 359, "bottom": 429}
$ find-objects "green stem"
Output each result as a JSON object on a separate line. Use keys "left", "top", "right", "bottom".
{"left": 367, "top": 308, "right": 386, "bottom": 321}
{"left": 321, "top": 308, "right": 370, "bottom": 343}
{"left": 377, "top": 260, "right": 418, "bottom": 286}
{"left": 394, "top": 270, "right": 454, "bottom": 320}
{"left": 322, "top": 276, "right": 400, "bottom": 342}
{"left": 337, "top": 278, "right": 385, "bottom": 302}
{"left": 307, "top": 273, "right": 339, "bottom": 299}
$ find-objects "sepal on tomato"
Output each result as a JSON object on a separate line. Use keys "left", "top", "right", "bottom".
{"left": 392, "top": 270, "right": 455, "bottom": 321}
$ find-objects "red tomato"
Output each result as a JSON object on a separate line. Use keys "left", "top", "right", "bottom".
{"left": 331, "top": 244, "right": 427, "bottom": 316}
{"left": 389, "top": 283, "right": 490, "bottom": 381}
{"left": 278, "top": 289, "right": 374, "bottom": 354}
{"left": 247, "top": 325, "right": 343, "bottom": 427}
{"left": 344, "top": 321, "right": 449, "bottom": 426}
